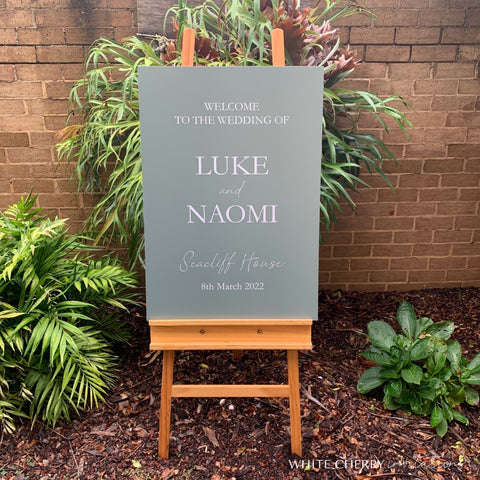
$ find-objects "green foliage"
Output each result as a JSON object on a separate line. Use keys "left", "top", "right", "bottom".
{"left": 0, "top": 193, "right": 138, "bottom": 433}
{"left": 357, "top": 301, "right": 480, "bottom": 437}
{"left": 56, "top": 0, "right": 411, "bottom": 267}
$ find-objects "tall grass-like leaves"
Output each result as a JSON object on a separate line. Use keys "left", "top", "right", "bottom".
{"left": 56, "top": 0, "right": 411, "bottom": 265}
{"left": 0, "top": 193, "right": 138, "bottom": 432}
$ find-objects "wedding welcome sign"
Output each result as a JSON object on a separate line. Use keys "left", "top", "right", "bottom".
{"left": 139, "top": 66, "right": 323, "bottom": 321}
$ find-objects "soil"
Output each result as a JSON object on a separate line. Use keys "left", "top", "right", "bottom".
{"left": 1, "top": 288, "right": 479, "bottom": 480}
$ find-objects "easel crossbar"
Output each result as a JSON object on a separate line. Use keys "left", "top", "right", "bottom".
{"left": 171, "top": 384, "right": 291, "bottom": 397}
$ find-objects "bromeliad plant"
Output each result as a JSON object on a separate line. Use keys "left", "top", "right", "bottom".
{"left": 56, "top": 0, "right": 411, "bottom": 267}
{"left": 357, "top": 301, "right": 480, "bottom": 437}
{"left": 0, "top": 193, "right": 138, "bottom": 434}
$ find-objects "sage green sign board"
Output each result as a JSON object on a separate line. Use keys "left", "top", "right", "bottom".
{"left": 139, "top": 66, "right": 323, "bottom": 321}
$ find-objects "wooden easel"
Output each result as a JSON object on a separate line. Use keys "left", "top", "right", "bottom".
{"left": 150, "top": 28, "right": 313, "bottom": 459}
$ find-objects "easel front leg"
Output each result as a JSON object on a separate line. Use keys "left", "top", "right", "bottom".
{"left": 159, "top": 350, "right": 175, "bottom": 458}
{"left": 287, "top": 349, "right": 302, "bottom": 456}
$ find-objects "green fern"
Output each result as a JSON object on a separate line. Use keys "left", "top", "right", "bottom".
{"left": 0, "top": 192, "right": 138, "bottom": 432}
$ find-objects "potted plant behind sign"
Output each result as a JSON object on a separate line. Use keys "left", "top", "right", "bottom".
{"left": 56, "top": 0, "right": 411, "bottom": 268}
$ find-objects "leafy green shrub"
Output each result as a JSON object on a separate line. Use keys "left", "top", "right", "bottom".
{"left": 56, "top": 0, "right": 411, "bottom": 267}
{"left": 357, "top": 301, "right": 480, "bottom": 437}
{"left": 0, "top": 193, "right": 138, "bottom": 433}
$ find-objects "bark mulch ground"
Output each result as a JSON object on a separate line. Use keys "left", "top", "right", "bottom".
{"left": 1, "top": 288, "right": 479, "bottom": 480}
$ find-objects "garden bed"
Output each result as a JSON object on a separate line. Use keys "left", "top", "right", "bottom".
{"left": 1, "top": 288, "right": 479, "bottom": 479}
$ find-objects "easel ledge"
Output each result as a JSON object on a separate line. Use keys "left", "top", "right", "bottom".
{"left": 150, "top": 318, "right": 313, "bottom": 350}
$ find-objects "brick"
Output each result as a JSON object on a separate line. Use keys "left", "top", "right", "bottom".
{"left": 6, "top": 147, "right": 53, "bottom": 164}
{"left": 26, "top": 99, "right": 69, "bottom": 115}
{"left": 353, "top": 231, "right": 393, "bottom": 244}
{"left": 447, "top": 143, "right": 480, "bottom": 157}
{"left": 12, "top": 178, "right": 56, "bottom": 193}
{"left": 366, "top": 45, "right": 410, "bottom": 62}
{"left": 398, "top": 174, "right": 439, "bottom": 189}
{"left": 0, "top": 46, "right": 37, "bottom": 63}
{"left": 434, "top": 63, "right": 476, "bottom": 78}
{"left": 455, "top": 215, "right": 480, "bottom": 228}
{"left": 0, "top": 114, "right": 45, "bottom": 131}
{"left": 0, "top": 132, "right": 30, "bottom": 147}
{"left": 332, "top": 245, "right": 372, "bottom": 258}
{"left": 415, "top": 216, "right": 455, "bottom": 230}
{"left": 419, "top": 188, "right": 459, "bottom": 202}
{"left": 374, "top": 217, "right": 414, "bottom": 230}
{"left": 407, "top": 143, "right": 448, "bottom": 158}
{"left": 329, "top": 216, "right": 375, "bottom": 232}
{"left": 447, "top": 112, "right": 480, "bottom": 128}
{"left": 331, "top": 271, "right": 369, "bottom": 283}
{"left": 434, "top": 230, "right": 474, "bottom": 243}
{"left": 396, "top": 27, "right": 441, "bottom": 45}
{"left": 321, "top": 231, "right": 353, "bottom": 245}
{"left": 0, "top": 81, "right": 43, "bottom": 98}
{"left": 373, "top": 244, "right": 413, "bottom": 257}
{"left": 354, "top": 203, "right": 396, "bottom": 217}
{"left": 411, "top": 45, "right": 458, "bottom": 62}
{"left": 466, "top": 8, "right": 480, "bottom": 26}
{"left": 397, "top": 202, "right": 436, "bottom": 216}
{"left": 36, "top": 46, "right": 85, "bottom": 64}
{"left": 370, "top": 271, "right": 408, "bottom": 283}
{"left": 423, "top": 158, "right": 464, "bottom": 173}
{"left": 0, "top": 27, "right": 16, "bottom": 45}
{"left": 349, "top": 62, "right": 387, "bottom": 79}
{"left": 442, "top": 27, "right": 480, "bottom": 44}
{"left": 408, "top": 270, "right": 447, "bottom": 283}
{"left": 65, "top": 27, "right": 114, "bottom": 44}
{"left": 458, "top": 45, "right": 480, "bottom": 61}
{"left": 109, "top": 0, "right": 136, "bottom": 7}
{"left": 418, "top": 9, "right": 466, "bottom": 26}
{"left": 16, "top": 64, "right": 64, "bottom": 81}
{"left": 375, "top": 10, "right": 419, "bottom": 27}
{"left": 412, "top": 244, "right": 451, "bottom": 256}
{"left": 0, "top": 99, "right": 26, "bottom": 114}
{"left": 17, "top": 27, "right": 66, "bottom": 45}
{"left": 404, "top": 112, "right": 448, "bottom": 128}
{"left": 318, "top": 259, "right": 349, "bottom": 271}
{"left": 458, "top": 79, "right": 480, "bottom": 94}
{"left": 0, "top": 10, "right": 35, "bottom": 27}
{"left": 442, "top": 173, "right": 480, "bottom": 187}
{"left": 465, "top": 160, "right": 480, "bottom": 173}
{"left": 431, "top": 96, "right": 476, "bottom": 112}
{"left": 437, "top": 201, "right": 477, "bottom": 215}
{"left": 44, "top": 81, "right": 75, "bottom": 99}
{"left": 44, "top": 115, "right": 67, "bottom": 131}
{"left": 394, "top": 230, "right": 433, "bottom": 243}
{"left": 350, "top": 27, "right": 395, "bottom": 44}
{"left": 378, "top": 188, "right": 418, "bottom": 203}
{"left": 391, "top": 257, "right": 428, "bottom": 270}
{"left": 446, "top": 268, "right": 480, "bottom": 282}
{"left": 351, "top": 258, "right": 390, "bottom": 271}
{"left": 388, "top": 63, "right": 432, "bottom": 80}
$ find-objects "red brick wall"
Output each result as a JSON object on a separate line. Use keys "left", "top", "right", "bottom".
{"left": 319, "top": 0, "right": 480, "bottom": 291}
{"left": 0, "top": 0, "right": 478, "bottom": 291}
{"left": 0, "top": 0, "right": 137, "bottom": 231}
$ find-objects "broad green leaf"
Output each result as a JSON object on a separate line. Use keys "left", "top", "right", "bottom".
{"left": 410, "top": 338, "right": 432, "bottom": 361}
{"left": 464, "top": 386, "right": 479, "bottom": 405}
{"left": 367, "top": 321, "right": 397, "bottom": 351}
{"left": 452, "top": 409, "right": 469, "bottom": 425}
{"left": 430, "top": 406, "right": 444, "bottom": 427}
{"left": 425, "top": 321, "right": 454, "bottom": 340}
{"left": 466, "top": 352, "right": 480, "bottom": 372}
{"left": 401, "top": 364, "right": 423, "bottom": 385}
{"left": 396, "top": 301, "right": 416, "bottom": 339}
{"left": 357, "top": 366, "right": 386, "bottom": 394}
{"left": 446, "top": 340, "right": 462, "bottom": 368}
{"left": 361, "top": 347, "right": 394, "bottom": 366}
{"left": 435, "top": 418, "right": 448, "bottom": 437}
{"left": 385, "top": 379, "right": 403, "bottom": 397}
